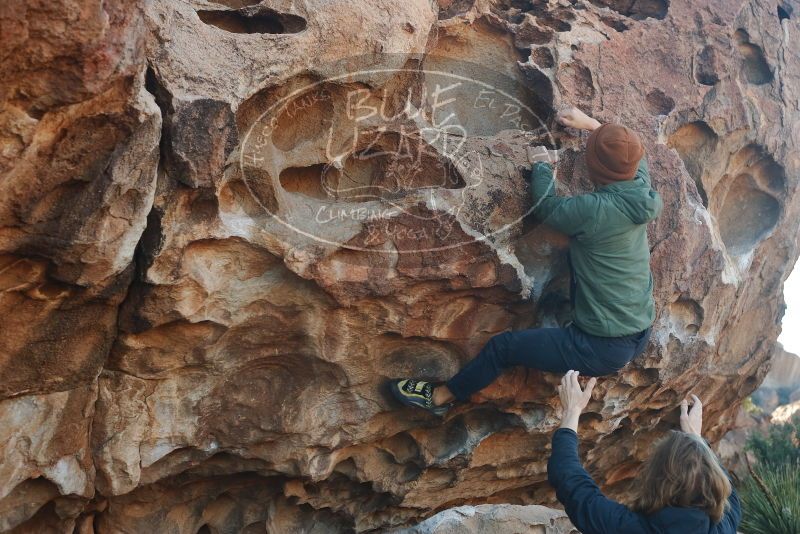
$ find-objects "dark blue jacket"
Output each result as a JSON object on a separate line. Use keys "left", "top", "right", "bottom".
{"left": 547, "top": 428, "right": 741, "bottom": 534}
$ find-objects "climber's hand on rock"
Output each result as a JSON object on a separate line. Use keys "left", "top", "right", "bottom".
{"left": 680, "top": 394, "right": 703, "bottom": 436}
{"left": 526, "top": 145, "right": 556, "bottom": 164}
{"left": 556, "top": 106, "right": 602, "bottom": 131}
{"left": 559, "top": 370, "right": 596, "bottom": 414}
{"left": 558, "top": 370, "right": 597, "bottom": 432}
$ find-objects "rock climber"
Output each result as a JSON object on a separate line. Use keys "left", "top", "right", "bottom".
{"left": 549, "top": 370, "right": 741, "bottom": 533}
{"left": 390, "top": 107, "right": 662, "bottom": 415}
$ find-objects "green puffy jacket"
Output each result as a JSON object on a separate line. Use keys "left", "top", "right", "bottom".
{"left": 529, "top": 158, "right": 662, "bottom": 337}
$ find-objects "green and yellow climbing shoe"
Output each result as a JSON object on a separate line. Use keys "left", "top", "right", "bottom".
{"left": 389, "top": 378, "right": 449, "bottom": 416}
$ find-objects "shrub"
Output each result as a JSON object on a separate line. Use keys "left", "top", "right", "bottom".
{"left": 741, "top": 396, "right": 761, "bottom": 415}
{"left": 739, "top": 462, "right": 800, "bottom": 534}
{"left": 739, "top": 414, "right": 800, "bottom": 534}
{"left": 744, "top": 414, "right": 800, "bottom": 468}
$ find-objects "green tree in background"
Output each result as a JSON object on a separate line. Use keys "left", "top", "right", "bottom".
{"left": 739, "top": 414, "right": 800, "bottom": 534}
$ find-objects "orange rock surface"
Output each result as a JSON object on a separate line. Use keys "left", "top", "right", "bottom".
{"left": 1, "top": 0, "right": 799, "bottom": 531}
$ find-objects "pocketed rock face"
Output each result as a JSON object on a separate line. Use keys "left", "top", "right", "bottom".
{"left": 1, "top": 0, "right": 800, "bottom": 532}
{"left": 0, "top": 0, "right": 159, "bottom": 530}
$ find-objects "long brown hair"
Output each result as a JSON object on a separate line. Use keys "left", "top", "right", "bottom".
{"left": 630, "top": 431, "right": 731, "bottom": 523}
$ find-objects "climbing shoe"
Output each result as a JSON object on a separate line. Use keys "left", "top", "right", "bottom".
{"left": 389, "top": 378, "right": 450, "bottom": 416}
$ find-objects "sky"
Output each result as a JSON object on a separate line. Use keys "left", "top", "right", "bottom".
{"left": 779, "top": 258, "right": 800, "bottom": 355}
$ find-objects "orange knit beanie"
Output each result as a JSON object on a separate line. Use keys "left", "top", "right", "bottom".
{"left": 585, "top": 123, "right": 644, "bottom": 184}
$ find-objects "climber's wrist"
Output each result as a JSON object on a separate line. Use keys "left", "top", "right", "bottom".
{"left": 560, "top": 409, "right": 582, "bottom": 432}
{"left": 583, "top": 118, "right": 602, "bottom": 131}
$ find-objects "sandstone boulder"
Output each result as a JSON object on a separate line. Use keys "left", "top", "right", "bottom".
{"left": 2, "top": 0, "right": 800, "bottom": 531}
{"left": 394, "top": 504, "right": 577, "bottom": 534}
{"left": 760, "top": 344, "right": 800, "bottom": 400}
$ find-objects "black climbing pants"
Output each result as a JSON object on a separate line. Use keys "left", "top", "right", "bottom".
{"left": 445, "top": 324, "right": 652, "bottom": 402}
